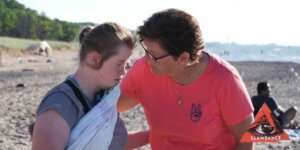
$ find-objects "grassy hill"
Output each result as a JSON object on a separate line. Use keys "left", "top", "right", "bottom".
{"left": 0, "top": 36, "right": 76, "bottom": 57}
{"left": 0, "top": 36, "right": 75, "bottom": 50}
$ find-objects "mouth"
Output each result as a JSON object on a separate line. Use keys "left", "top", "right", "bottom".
{"left": 115, "top": 78, "right": 121, "bottom": 82}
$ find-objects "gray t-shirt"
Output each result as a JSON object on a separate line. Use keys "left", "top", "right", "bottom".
{"left": 37, "top": 77, "right": 127, "bottom": 150}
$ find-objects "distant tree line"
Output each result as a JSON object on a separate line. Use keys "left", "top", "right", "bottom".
{"left": 0, "top": 0, "right": 85, "bottom": 42}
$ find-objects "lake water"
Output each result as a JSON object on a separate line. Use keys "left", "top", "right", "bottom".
{"left": 206, "top": 43, "right": 300, "bottom": 64}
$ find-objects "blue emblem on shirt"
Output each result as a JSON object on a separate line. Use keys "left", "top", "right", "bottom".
{"left": 190, "top": 103, "right": 202, "bottom": 122}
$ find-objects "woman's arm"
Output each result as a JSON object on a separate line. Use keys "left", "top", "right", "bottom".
{"left": 229, "top": 115, "right": 254, "bottom": 150}
{"left": 32, "top": 109, "right": 70, "bottom": 150}
{"left": 117, "top": 93, "right": 139, "bottom": 112}
{"left": 118, "top": 93, "right": 148, "bottom": 149}
{"left": 125, "top": 130, "right": 150, "bottom": 150}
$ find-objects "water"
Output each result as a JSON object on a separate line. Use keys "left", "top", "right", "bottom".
{"left": 206, "top": 43, "right": 300, "bottom": 64}
{"left": 285, "top": 129, "right": 300, "bottom": 141}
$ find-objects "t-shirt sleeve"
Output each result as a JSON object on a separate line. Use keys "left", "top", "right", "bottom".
{"left": 250, "top": 96, "right": 255, "bottom": 103}
{"left": 267, "top": 97, "right": 279, "bottom": 111}
{"left": 120, "top": 58, "right": 145, "bottom": 102}
{"left": 37, "top": 92, "right": 78, "bottom": 129}
{"left": 219, "top": 70, "right": 254, "bottom": 126}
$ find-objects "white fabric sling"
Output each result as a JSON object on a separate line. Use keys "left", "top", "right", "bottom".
{"left": 66, "top": 85, "right": 120, "bottom": 150}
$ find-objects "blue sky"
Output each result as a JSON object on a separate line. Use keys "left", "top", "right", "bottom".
{"left": 16, "top": 0, "right": 300, "bottom": 46}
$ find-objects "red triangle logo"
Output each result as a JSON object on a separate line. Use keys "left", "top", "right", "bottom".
{"left": 240, "top": 103, "right": 290, "bottom": 142}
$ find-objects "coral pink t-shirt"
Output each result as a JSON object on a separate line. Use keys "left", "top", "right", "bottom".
{"left": 121, "top": 52, "right": 254, "bottom": 150}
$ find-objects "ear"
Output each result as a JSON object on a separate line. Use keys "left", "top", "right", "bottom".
{"left": 178, "top": 52, "right": 190, "bottom": 65}
{"left": 86, "top": 51, "right": 101, "bottom": 66}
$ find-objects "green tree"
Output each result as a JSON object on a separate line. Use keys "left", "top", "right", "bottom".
{"left": 0, "top": 0, "right": 81, "bottom": 41}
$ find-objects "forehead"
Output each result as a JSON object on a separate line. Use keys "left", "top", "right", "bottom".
{"left": 110, "top": 44, "right": 132, "bottom": 60}
{"left": 142, "top": 39, "right": 165, "bottom": 52}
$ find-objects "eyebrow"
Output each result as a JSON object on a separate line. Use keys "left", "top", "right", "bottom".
{"left": 147, "top": 49, "right": 156, "bottom": 54}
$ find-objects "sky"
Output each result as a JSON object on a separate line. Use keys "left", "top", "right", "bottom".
{"left": 16, "top": 0, "right": 300, "bottom": 46}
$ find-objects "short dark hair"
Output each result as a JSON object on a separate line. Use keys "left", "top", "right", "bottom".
{"left": 257, "top": 82, "right": 269, "bottom": 94}
{"left": 138, "top": 8, "right": 205, "bottom": 62}
{"left": 79, "top": 22, "right": 134, "bottom": 69}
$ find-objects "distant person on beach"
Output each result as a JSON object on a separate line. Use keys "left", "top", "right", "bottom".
{"left": 118, "top": 8, "right": 254, "bottom": 150}
{"left": 251, "top": 81, "right": 298, "bottom": 127}
{"left": 38, "top": 40, "right": 52, "bottom": 57}
{"left": 31, "top": 23, "right": 139, "bottom": 149}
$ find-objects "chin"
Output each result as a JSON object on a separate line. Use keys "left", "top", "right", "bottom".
{"left": 150, "top": 68, "right": 164, "bottom": 75}
{"left": 103, "top": 83, "right": 116, "bottom": 89}
{"left": 114, "top": 79, "right": 121, "bottom": 85}
{"left": 149, "top": 64, "right": 168, "bottom": 76}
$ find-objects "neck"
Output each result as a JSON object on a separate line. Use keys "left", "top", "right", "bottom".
{"left": 260, "top": 95, "right": 269, "bottom": 98}
{"left": 74, "top": 65, "right": 101, "bottom": 103}
{"left": 170, "top": 52, "right": 209, "bottom": 85}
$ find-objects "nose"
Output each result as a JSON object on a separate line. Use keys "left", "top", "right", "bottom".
{"left": 120, "top": 65, "right": 126, "bottom": 76}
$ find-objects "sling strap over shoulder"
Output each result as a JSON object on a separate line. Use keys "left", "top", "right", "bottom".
{"left": 64, "top": 79, "right": 90, "bottom": 114}
{"left": 28, "top": 79, "right": 91, "bottom": 138}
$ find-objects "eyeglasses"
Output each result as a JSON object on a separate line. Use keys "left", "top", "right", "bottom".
{"left": 139, "top": 39, "right": 170, "bottom": 62}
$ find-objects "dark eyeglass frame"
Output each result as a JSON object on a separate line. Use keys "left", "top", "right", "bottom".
{"left": 139, "top": 39, "right": 170, "bottom": 62}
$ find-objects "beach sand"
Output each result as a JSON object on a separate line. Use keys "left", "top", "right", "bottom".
{"left": 0, "top": 50, "right": 299, "bottom": 150}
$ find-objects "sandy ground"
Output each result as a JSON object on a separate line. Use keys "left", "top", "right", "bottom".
{"left": 0, "top": 50, "right": 299, "bottom": 150}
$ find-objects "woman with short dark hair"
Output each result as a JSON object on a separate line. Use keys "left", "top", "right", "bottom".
{"left": 119, "top": 8, "right": 254, "bottom": 150}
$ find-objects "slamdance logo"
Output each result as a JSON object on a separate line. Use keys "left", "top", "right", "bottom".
{"left": 240, "top": 103, "right": 290, "bottom": 142}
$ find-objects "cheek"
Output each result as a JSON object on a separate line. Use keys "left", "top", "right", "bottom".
{"left": 106, "top": 67, "right": 118, "bottom": 75}
{"left": 108, "top": 66, "right": 124, "bottom": 77}
{"left": 98, "top": 66, "right": 114, "bottom": 77}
